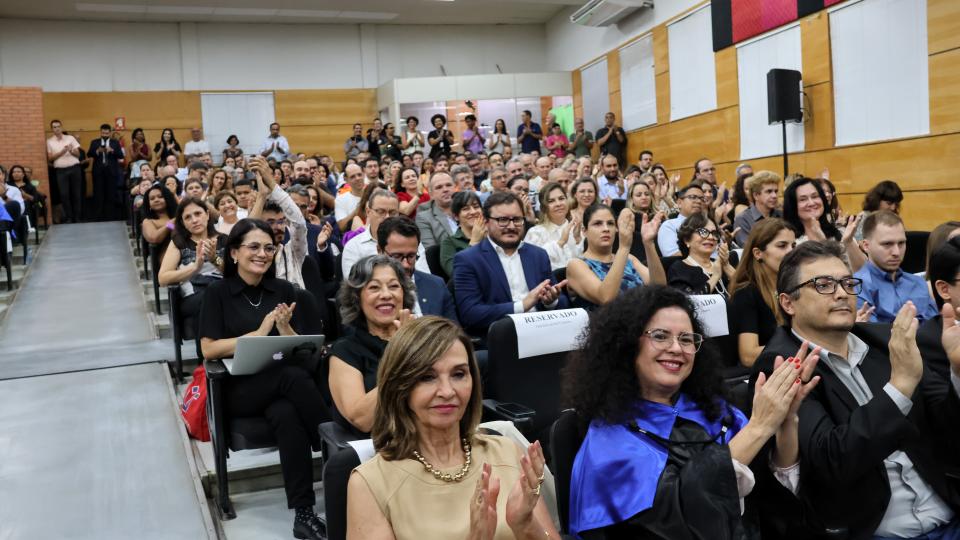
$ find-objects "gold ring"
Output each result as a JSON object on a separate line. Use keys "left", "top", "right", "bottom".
{"left": 537, "top": 472, "right": 545, "bottom": 484}
{"left": 476, "top": 494, "right": 483, "bottom": 506}
{"left": 531, "top": 485, "right": 541, "bottom": 496}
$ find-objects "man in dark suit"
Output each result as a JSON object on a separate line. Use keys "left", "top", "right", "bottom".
{"left": 920, "top": 235, "right": 960, "bottom": 381}
{"left": 87, "top": 123, "right": 124, "bottom": 221}
{"left": 453, "top": 191, "right": 568, "bottom": 338}
{"left": 753, "top": 240, "right": 960, "bottom": 540}
{"left": 376, "top": 216, "right": 457, "bottom": 323}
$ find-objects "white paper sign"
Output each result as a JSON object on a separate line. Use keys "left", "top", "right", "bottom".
{"left": 346, "top": 439, "right": 376, "bottom": 464}
{"left": 508, "top": 308, "right": 590, "bottom": 359}
{"left": 689, "top": 294, "right": 729, "bottom": 337}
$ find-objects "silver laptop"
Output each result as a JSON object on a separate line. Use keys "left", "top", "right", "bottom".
{"left": 224, "top": 335, "right": 325, "bottom": 375}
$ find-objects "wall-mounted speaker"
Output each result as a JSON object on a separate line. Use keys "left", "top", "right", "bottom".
{"left": 767, "top": 68, "right": 802, "bottom": 124}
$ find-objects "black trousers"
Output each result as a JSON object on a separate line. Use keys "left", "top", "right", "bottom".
{"left": 225, "top": 363, "right": 327, "bottom": 509}
{"left": 323, "top": 448, "right": 361, "bottom": 540}
{"left": 55, "top": 165, "right": 83, "bottom": 223}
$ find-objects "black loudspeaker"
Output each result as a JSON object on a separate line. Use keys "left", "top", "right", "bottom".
{"left": 767, "top": 69, "right": 802, "bottom": 124}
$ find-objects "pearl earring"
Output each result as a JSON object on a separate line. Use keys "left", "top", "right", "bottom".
{"left": 232, "top": 258, "right": 238, "bottom": 264}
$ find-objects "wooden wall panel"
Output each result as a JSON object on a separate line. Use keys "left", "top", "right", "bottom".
{"left": 803, "top": 82, "right": 835, "bottom": 151}
{"left": 655, "top": 73, "right": 670, "bottom": 125}
{"left": 273, "top": 89, "right": 376, "bottom": 127}
{"left": 715, "top": 48, "right": 739, "bottom": 109}
{"left": 930, "top": 48, "right": 960, "bottom": 134}
{"left": 43, "top": 91, "right": 201, "bottom": 136}
{"left": 653, "top": 26, "right": 669, "bottom": 75}
{"left": 838, "top": 189, "right": 960, "bottom": 232}
{"left": 928, "top": 0, "right": 960, "bottom": 55}
{"left": 572, "top": 71, "right": 584, "bottom": 119}
{"left": 800, "top": 12, "right": 832, "bottom": 86}
{"left": 607, "top": 51, "right": 622, "bottom": 122}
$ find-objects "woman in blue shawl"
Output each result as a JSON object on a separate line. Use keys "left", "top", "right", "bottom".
{"left": 561, "top": 285, "right": 821, "bottom": 539}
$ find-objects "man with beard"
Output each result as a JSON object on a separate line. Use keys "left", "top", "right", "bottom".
{"left": 752, "top": 240, "right": 960, "bottom": 540}
{"left": 453, "top": 191, "right": 568, "bottom": 337}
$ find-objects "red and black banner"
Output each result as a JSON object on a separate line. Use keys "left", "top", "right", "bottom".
{"left": 711, "top": 0, "right": 845, "bottom": 51}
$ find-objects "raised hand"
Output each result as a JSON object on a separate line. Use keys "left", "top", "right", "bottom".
{"left": 538, "top": 279, "right": 567, "bottom": 306}
{"left": 470, "top": 216, "right": 487, "bottom": 245}
{"left": 640, "top": 212, "right": 663, "bottom": 245}
{"left": 856, "top": 302, "right": 875, "bottom": 322}
{"left": 393, "top": 308, "right": 415, "bottom": 330}
{"left": 888, "top": 301, "right": 923, "bottom": 397}
{"left": 840, "top": 213, "right": 861, "bottom": 245}
{"left": 317, "top": 222, "right": 333, "bottom": 249}
{"left": 617, "top": 209, "right": 635, "bottom": 250}
{"left": 505, "top": 441, "right": 546, "bottom": 531}
{"left": 782, "top": 341, "right": 821, "bottom": 418}
{"left": 750, "top": 357, "right": 802, "bottom": 437}
{"left": 469, "top": 463, "right": 499, "bottom": 540}
{"left": 941, "top": 303, "right": 960, "bottom": 376}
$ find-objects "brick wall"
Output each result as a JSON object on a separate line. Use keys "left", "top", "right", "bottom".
{"left": 0, "top": 87, "right": 49, "bottom": 222}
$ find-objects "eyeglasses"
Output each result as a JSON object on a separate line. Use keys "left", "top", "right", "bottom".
{"left": 786, "top": 275, "right": 862, "bottom": 295}
{"left": 683, "top": 195, "right": 709, "bottom": 203}
{"left": 240, "top": 243, "right": 277, "bottom": 256}
{"left": 489, "top": 216, "right": 526, "bottom": 228}
{"left": 643, "top": 329, "right": 704, "bottom": 353}
{"left": 265, "top": 219, "right": 286, "bottom": 227}
{"left": 696, "top": 228, "right": 721, "bottom": 239}
{"left": 369, "top": 208, "right": 400, "bottom": 218}
{"left": 386, "top": 252, "right": 419, "bottom": 264}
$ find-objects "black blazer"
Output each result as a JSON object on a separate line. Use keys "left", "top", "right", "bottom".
{"left": 752, "top": 324, "right": 960, "bottom": 540}
{"left": 87, "top": 138, "right": 124, "bottom": 172}
{"left": 917, "top": 314, "right": 951, "bottom": 381}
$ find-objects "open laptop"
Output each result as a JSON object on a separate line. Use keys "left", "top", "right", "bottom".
{"left": 223, "top": 335, "right": 325, "bottom": 376}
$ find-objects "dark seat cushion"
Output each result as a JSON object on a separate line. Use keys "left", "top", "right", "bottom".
{"left": 228, "top": 417, "right": 276, "bottom": 450}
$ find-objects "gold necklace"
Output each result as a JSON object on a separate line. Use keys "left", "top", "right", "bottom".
{"left": 413, "top": 438, "right": 472, "bottom": 483}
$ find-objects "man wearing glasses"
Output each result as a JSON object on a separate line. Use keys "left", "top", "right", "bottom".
{"left": 453, "top": 191, "right": 568, "bottom": 339}
{"left": 752, "top": 240, "right": 960, "bottom": 540}
{"left": 657, "top": 184, "right": 706, "bottom": 256}
{"left": 341, "top": 189, "right": 430, "bottom": 277}
{"left": 376, "top": 217, "right": 456, "bottom": 322}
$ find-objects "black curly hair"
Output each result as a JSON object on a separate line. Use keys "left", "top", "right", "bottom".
{"left": 562, "top": 285, "right": 729, "bottom": 423}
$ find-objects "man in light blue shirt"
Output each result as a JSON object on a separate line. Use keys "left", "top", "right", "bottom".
{"left": 657, "top": 184, "right": 705, "bottom": 256}
{"left": 260, "top": 122, "right": 291, "bottom": 162}
{"left": 596, "top": 154, "right": 626, "bottom": 202}
{"left": 855, "top": 210, "right": 937, "bottom": 323}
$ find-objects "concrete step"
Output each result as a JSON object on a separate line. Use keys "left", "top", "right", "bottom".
{"left": 0, "top": 264, "right": 28, "bottom": 290}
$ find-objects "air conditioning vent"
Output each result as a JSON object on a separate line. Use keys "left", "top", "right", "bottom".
{"left": 570, "top": 0, "right": 653, "bottom": 27}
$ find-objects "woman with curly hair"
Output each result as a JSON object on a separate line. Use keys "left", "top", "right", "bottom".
{"left": 562, "top": 285, "right": 821, "bottom": 539}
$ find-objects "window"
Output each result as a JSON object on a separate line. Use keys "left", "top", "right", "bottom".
{"left": 619, "top": 35, "right": 657, "bottom": 131}
{"left": 200, "top": 92, "right": 276, "bottom": 164}
{"left": 736, "top": 25, "right": 804, "bottom": 159}
{"left": 580, "top": 59, "right": 610, "bottom": 135}
{"left": 667, "top": 5, "right": 717, "bottom": 121}
{"left": 830, "top": 0, "right": 929, "bottom": 146}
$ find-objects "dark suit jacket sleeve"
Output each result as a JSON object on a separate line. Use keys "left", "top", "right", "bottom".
{"left": 440, "top": 285, "right": 459, "bottom": 324}
{"left": 454, "top": 249, "right": 513, "bottom": 330}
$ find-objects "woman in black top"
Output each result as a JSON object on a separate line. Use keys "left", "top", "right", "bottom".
{"left": 328, "top": 255, "right": 415, "bottom": 437}
{"left": 158, "top": 197, "right": 226, "bottom": 319}
{"left": 153, "top": 128, "right": 182, "bottom": 165}
{"left": 668, "top": 213, "right": 735, "bottom": 296}
{"left": 728, "top": 218, "right": 795, "bottom": 367}
{"left": 199, "top": 219, "right": 327, "bottom": 540}
{"left": 427, "top": 114, "right": 454, "bottom": 160}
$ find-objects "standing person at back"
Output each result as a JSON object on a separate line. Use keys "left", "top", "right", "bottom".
{"left": 516, "top": 109, "right": 543, "bottom": 155}
{"left": 46, "top": 119, "right": 83, "bottom": 223}
{"left": 595, "top": 112, "right": 626, "bottom": 167}
{"left": 855, "top": 210, "right": 938, "bottom": 323}
{"left": 567, "top": 117, "right": 594, "bottom": 159}
{"left": 87, "top": 123, "right": 123, "bottom": 221}
{"left": 260, "top": 122, "right": 291, "bottom": 162}
{"left": 184, "top": 127, "right": 210, "bottom": 163}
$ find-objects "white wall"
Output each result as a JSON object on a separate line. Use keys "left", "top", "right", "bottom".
{"left": 0, "top": 19, "right": 547, "bottom": 91}
{"left": 544, "top": 0, "right": 702, "bottom": 72}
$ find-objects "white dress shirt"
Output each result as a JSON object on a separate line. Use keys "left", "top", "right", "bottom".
{"left": 341, "top": 228, "right": 430, "bottom": 277}
{"left": 523, "top": 221, "right": 583, "bottom": 271}
{"left": 260, "top": 135, "right": 291, "bottom": 161}
{"left": 335, "top": 192, "right": 362, "bottom": 221}
{"left": 488, "top": 238, "right": 557, "bottom": 314}
{"left": 184, "top": 139, "right": 211, "bottom": 158}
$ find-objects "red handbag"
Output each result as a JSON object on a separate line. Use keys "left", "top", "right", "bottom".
{"left": 181, "top": 366, "right": 210, "bottom": 442}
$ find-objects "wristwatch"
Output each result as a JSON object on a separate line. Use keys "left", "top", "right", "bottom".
{"left": 215, "top": 256, "right": 224, "bottom": 268}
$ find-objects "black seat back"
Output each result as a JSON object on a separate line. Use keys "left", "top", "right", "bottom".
{"left": 903, "top": 230, "right": 930, "bottom": 274}
{"left": 549, "top": 409, "right": 590, "bottom": 534}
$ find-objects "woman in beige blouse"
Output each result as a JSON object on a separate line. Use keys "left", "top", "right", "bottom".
{"left": 347, "top": 316, "right": 560, "bottom": 540}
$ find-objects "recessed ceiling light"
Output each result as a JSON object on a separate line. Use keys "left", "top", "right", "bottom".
{"left": 146, "top": 5, "right": 214, "bottom": 15}
{"left": 276, "top": 9, "right": 341, "bottom": 18}
{"left": 214, "top": 8, "right": 277, "bottom": 17}
{"left": 338, "top": 11, "right": 398, "bottom": 21}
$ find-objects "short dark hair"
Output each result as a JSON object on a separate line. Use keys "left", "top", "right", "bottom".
{"left": 776, "top": 240, "right": 848, "bottom": 324}
{"left": 261, "top": 201, "right": 283, "bottom": 215}
{"left": 861, "top": 209, "right": 903, "bottom": 239}
{"left": 677, "top": 213, "right": 715, "bottom": 257}
{"left": 506, "top": 176, "right": 527, "bottom": 190}
{"left": 482, "top": 191, "right": 521, "bottom": 219}
{"left": 694, "top": 157, "right": 710, "bottom": 173}
{"left": 226, "top": 134, "right": 239, "bottom": 145}
{"left": 377, "top": 216, "right": 420, "bottom": 248}
{"left": 522, "top": 109, "right": 533, "bottom": 117}
{"left": 929, "top": 236, "right": 960, "bottom": 309}
{"left": 862, "top": 180, "right": 904, "bottom": 212}
{"left": 234, "top": 178, "right": 253, "bottom": 190}
{"left": 639, "top": 149, "right": 653, "bottom": 159}
{"left": 451, "top": 191, "right": 482, "bottom": 217}
{"left": 465, "top": 114, "right": 476, "bottom": 122}
{"left": 430, "top": 113, "right": 447, "bottom": 126}
{"left": 188, "top": 161, "right": 209, "bottom": 172}
{"left": 100, "top": 123, "right": 112, "bottom": 131}
{"left": 223, "top": 219, "right": 276, "bottom": 280}
{"left": 50, "top": 119, "right": 62, "bottom": 127}
{"left": 269, "top": 122, "right": 280, "bottom": 129}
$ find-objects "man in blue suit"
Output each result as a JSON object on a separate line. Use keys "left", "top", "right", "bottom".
{"left": 454, "top": 191, "right": 568, "bottom": 337}
{"left": 376, "top": 216, "right": 458, "bottom": 323}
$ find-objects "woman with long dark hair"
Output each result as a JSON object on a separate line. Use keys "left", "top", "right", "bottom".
{"left": 486, "top": 118, "right": 511, "bottom": 155}
{"left": 562, "top": 285, "right": 820, "bottom": 538}
{"left": 782, "top": 177, "right": 865, "bottom": 271}
{"left": 141, "top": 184, "right": 177, "bottom": 245}
{"left": 153, "top": 128, "right": 182, "bottom": 165}
{"left": 158, "top": 197, "right": 225, "bottom": 320}
{"left": 199, "top": 219, "right": 327, "bottom": 540}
